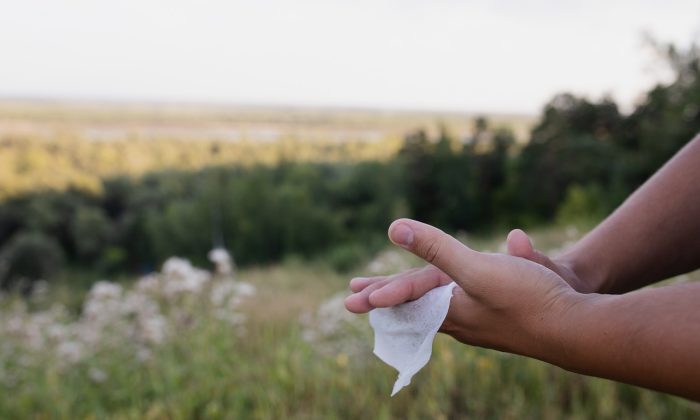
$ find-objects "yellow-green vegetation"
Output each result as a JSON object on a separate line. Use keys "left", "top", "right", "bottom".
{"left": 1, "top": 226, "right": 697, "bottom": 419}
{"left": 0, "top": 100, "right": 533, "bottom": 199}
{"left": 0, "top": 133, "right": 405, "bottom": 199}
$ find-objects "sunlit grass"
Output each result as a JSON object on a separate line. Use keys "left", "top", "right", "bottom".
{"left": 1, "top": 225, "right": 698, "bottom": 419}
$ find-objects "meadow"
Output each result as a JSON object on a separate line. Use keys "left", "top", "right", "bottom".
{"left": 2, "top": 51, "right": 699, "bottom": 417}
{"left": 1, "top": 225, "right": 698, "bottom": 419}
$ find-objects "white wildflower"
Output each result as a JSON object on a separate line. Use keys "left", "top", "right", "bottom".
{"left": 234, "top": 282, "right": 255, "bottom": 297}
{"left": 0, "top": 255, "right": 254, "bottom": 368}
{"left": 208, "top": 248, "right": 235, "bottom": 275}
{"left": 210, "top": 279, "right": 255, "bottom": 310}
{"left": 140, "top": 315, "right": 167, "bottom": 345}
{"left": 301, "top": 329, "right": 316, "bottom": 343}
{"left": 56, "top": 340, "right": 84, "bottom": 364}
{"left": 136, "top": 347, "right": 152, "bottom": 362}
{"left": 300, "top": 292, "right": 372, "bottom": 358}
{"left": 31, "top": 280, "right": 49, "bottom": 301}
{"left": 89, "top": 281, "right": 123, "bottom": 300}
{"left": 366, "top": 250, "right": 411, "bottom": 275}
{"left": 88, "top": 367, "right": 108, "bottom": 384}
{"left": 210, "top": 280, "right": 238, "bottom": 307}
{"left": 213, "top": 309, "right": 247, "bottom": 326}
{"left": 161, "top": 257, "right": 210, "bottom": 296}
{"left": 135, "top": 274, "right": 161, "bottom": 294}
{"left": 316, "top": 293, "right": 356, "bottom": 335}
{"left": 46, "top": 324, "right": 68, "bottom": 342}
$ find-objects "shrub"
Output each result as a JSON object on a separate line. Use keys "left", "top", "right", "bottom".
{"left": 556, "top": 184, "right": 608, "bottom": 225}
{"left": 70, "top": 206, "right": 114, "bottom": 260}
{"left": 0, "top": 231, "right": 64, "bottom": 291}
{"left": 325, "top": 242, "right": 370, "bottom": 273}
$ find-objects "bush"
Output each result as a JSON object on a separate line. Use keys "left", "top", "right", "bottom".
{"left": 96, "top": 246, "right": 128, "bottom": 274}
{"left": 0, "top": 231, "right": 65, "bottom": 291}
{"left": 325, "top": 242, "right": 370, "bottom": 273}
{"left": 556, "top": 184, "right": 608, "bottom": 225}
{"left": 70, "top": 206, "right": 114, "bottom": 260}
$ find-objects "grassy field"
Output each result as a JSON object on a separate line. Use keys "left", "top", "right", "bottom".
{"left": 0, "top": 100, "right": 535, "bottom": 143}
{"left": 0, "top": 100, "right": 535, "bottom": 199}
{"left": 1, "top": 225, "right": 698, "bottom": 419}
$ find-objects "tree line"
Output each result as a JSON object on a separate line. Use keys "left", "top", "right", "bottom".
{"left": 1, "top": 43, "right": 698, "bottom": 289}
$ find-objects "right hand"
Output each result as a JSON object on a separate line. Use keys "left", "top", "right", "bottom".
{"left": 345, "top": 219, "right": 583, "bottom": 358}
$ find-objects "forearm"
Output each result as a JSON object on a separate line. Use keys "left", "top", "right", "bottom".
{"left": 560, "top": 134, "right": 700, "bottom": 293}
{"left": 541, "top": 283, "right": 700, "bottom": 400}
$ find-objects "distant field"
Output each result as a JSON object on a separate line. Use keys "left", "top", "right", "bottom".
{"left": 0, "top": 100, "right": 535, "bottom": 199}
{"left": 0, "top": 99, "right": 535, "bottom": 143}
{"left": 1, "top": 224, "right": 697, "bottom": 419}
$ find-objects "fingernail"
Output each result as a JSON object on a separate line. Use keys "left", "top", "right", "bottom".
{"left": 391, "top": 223, "right": 414, "bottom": 247}
{"left": 349, "top": 277, "right": 365, "bottom": 286}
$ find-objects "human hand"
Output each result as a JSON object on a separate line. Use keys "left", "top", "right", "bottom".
{"left": 505, "top": 228, "right": 597, "bottom": 293}
{"left": 345, "top": 228, "right": 594, "bottom": 310}
{"left": 345, "top": 219, "right": 585, "bottom": 359}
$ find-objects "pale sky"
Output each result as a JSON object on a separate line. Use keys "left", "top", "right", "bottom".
{"left": 0, "top": 0, "right": 698, "bottom": 114}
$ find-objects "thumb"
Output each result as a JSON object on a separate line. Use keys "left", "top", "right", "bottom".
{"left": 506, "top": 228, "right": 557, "bottom": 271}
{"left": 388, "top": 218, "right": 490, "bottom": 292}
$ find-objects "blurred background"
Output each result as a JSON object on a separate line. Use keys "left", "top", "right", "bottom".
{"left": 1, "top": 0, "right": 699, "bottom": 418}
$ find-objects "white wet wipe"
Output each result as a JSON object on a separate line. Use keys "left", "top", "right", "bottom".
{"left": 369, "top": 282, "right": 457, "bottom": 396}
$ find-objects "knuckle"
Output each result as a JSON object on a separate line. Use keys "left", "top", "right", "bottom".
{"left": 405, "top": 279, "right": 416, "bottom": 301}
{"left": 422, "top": 264, "right": 440, "bottom": 275}
{"left": 423, "top": 237, "right": 444, "bottom": 264}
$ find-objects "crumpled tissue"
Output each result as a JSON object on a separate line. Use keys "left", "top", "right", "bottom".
{"left": 369, "top": 282, "right": 457, "bottom": 396}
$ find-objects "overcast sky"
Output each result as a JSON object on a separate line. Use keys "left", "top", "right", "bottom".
{"left": 0, "top": 0, "right": 698, "bottom": 114}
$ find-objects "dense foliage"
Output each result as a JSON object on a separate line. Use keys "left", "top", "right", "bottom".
{"left": 0, "top": 43, "right": 698, "bottom": 288}
{"left": 0, "top": 135, "right": 404, "bottom": 199}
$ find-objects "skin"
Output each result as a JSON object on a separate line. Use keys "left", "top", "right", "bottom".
{"left": 345, "top": 134, "right": 700, "bottom": 401}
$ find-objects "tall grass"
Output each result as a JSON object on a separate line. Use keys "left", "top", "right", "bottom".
{"left": 0, "top": 227, "right": 698, "bottom": 419}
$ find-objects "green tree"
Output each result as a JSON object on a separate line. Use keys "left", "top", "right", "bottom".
{"left": 0, "top": 232, "right": 64, "bottom": 291}
{"left": 70, "top": 206, "right": 114, "bottom": 260}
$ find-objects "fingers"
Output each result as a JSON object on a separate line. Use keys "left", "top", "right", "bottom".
{"left": 345, "top": 266, "right": 451, "bottom": 312}
{"left": 506, "top": 229, "right": 559, "bottom": 273}
{"left": 349, "top": 276, "right": 386, "bottom": 293}
{"left": 388, "top": 218, "right": 493, "bottom": 292}
{"left": 368, "top": 265, "right": 452, "bottom": 308}
{"left": 344, "top": 279, "right": 392, "bottom": 313}
{"left": 349, "top": 220, "right": 528, "bottom": 314}
{"left": 506, "top": 229, "right": 535, "bottom": 258}
{"left": 349, "top": 267, "right": 422, "bottom": 293}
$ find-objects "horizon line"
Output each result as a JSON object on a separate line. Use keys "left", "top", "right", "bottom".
{"left": 0, "top": 93, "right": 538, "bottom": 119}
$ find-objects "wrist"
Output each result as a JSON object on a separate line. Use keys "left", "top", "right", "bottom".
{"left": 556, "top": 248, "right": 611, "bottom": 293}
{"left": 537, "top": 290, "right": 609, "bottom": 371}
